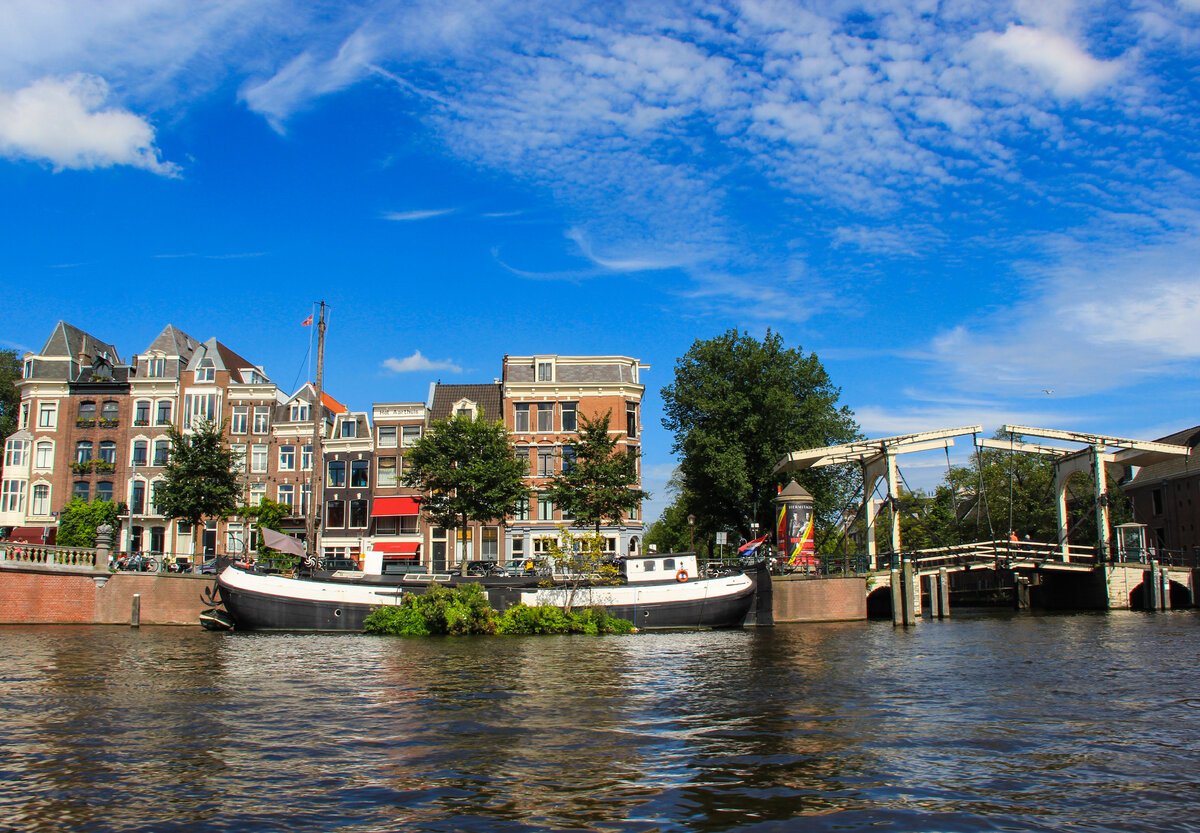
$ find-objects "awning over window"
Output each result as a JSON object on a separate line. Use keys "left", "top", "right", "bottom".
{"left": 6, "top": 526, "right": 50, "bottom": 544}
{"left": 371, "top": 496, "right": 421, "bottom": 517}
{"left": 372, "top": 541, "right": 420, "bottom": 558}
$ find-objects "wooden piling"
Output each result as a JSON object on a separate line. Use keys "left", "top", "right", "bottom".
{"left": 938, "top": 567, "right": 950, "bottom": 619}
{"left": 131, "top": 594, "right": 140, "bottom": 628}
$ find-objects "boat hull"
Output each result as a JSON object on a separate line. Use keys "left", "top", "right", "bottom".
{"left": 217, "top": 566, "right": 757, "bottom": 632}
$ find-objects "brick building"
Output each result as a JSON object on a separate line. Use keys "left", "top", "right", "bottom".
{"left": 1126, "top": 425, "right": 1200, "bottom": 556}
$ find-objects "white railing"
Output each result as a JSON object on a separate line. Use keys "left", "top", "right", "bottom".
{"left": 0, "top": 542, "right": 102, "bottom": 571}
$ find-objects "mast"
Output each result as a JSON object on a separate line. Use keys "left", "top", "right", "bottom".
{"left": 306, "top": 301, "right": 327, "bottom": 557}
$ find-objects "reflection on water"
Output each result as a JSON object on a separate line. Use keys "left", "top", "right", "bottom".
{"left": 1, "top": 610, "right": 1199, "bottom": 831}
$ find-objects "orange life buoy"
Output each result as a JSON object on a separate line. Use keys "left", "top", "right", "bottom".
{"left": 676, "top": 569, "right": 689, "bottom": 583}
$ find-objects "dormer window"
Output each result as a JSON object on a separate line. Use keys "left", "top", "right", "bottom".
{"left": 23, "top": 359, "right": 33, "bottom": 379}
{"left": 452, "top": 399, "right": 478, "bottom": 419}
{"left": 537, "top": 360, "right": 554, "bottom": 382}
{"left": 340, "top": 420, "right": 356, "bottom": 439}
{"left": 196, "top": 358, "right": 215, "bottom": 382}
{"left": 290, "top": 402, "right": 310, "bottom": 422}
{"left": 147, "top": 356, "right": 166, "bottom": 377}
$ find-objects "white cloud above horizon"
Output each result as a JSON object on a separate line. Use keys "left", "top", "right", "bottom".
{"left": 381, "top": 351, "right": 462, "bottom": 373}
{"left": 383, "top": 208, "right": 457, "bottom": 222}
{"left": 0, "top": 74, "right": 177, "bottom": 174}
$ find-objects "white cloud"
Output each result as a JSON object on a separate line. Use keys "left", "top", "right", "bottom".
{"left": 382, "top": 351, "right": 462, "bottom": 373}
{"left": 975, "top": 25, "right": 1122, "bottom": 97}
{"left": 383, "top": 208, "right": 456, "bottom": 222}
{"left": 0, "top": 74, "right": 177, "bottom": 174}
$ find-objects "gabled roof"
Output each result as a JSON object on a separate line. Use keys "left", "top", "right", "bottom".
{"left": 285, "top": 383, "right": 347, "bottom": 414}
{"left": 187, "top": 337, "right": 256, "bottom": 376}
{"left": 430, "top": 383, "right": 503, "bottom": 422}
{"left": 143, "top": 325, "right": 199, "bottom": 358}
{"left": 39, "top": 321, "right": 120, "bottom": 363}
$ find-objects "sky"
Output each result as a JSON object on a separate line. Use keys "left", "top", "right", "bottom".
{"left": 2, "top": 0, "right": 1199, "bottom": 523}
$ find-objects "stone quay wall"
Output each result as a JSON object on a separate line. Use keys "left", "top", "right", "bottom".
{"left": 771, "top": 575, "right": 867, "bottom": 623}
{"left": 0, "top": 566, "right": 213, "bottom": 626}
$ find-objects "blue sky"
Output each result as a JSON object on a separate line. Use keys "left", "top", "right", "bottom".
{"left": 3, "top": 0, "right": 1199, "bottom": 522}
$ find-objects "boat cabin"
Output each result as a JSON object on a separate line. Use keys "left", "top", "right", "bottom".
{"left": 623, "top": 553, "right": 700, "bottom": 584}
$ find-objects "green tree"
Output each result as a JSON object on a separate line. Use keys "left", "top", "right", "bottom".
{"left": 56, "top": 497, "right": 124, "bottom": 548}
{"left": 402, "top": 410, "right": 528, "bottom": 569}
{"left": 540, "top": 527, "right": 623, "bottom": 612}
{"left": 543, "top": 409, "right": 649, "bottom": 536}
{"left": 241, "top": 497, "right": 292, "bottom": 566}
{"left": 154, "top": 419, "right": 242, "bottom": 554}
{"left": 0, "top": 349, "right": 21, "bottom": 475}
{"left": 660, "top": 329, "right": 860, "bottom": 554}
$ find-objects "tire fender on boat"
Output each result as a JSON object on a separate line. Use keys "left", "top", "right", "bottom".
{"left": 676, "top": 569, "right": 689, "bottom": 582}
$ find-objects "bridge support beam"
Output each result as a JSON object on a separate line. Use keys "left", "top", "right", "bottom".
{"left": 891, "top": 561, "right": 918, "bottom": 626}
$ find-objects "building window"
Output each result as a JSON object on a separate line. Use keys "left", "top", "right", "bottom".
{"left": 249, "top": 483, "right": 266, "bottom": 506}
{"left": 350, "top": 460, "right": 369, "bottom": 488}
{"left": 626, "top": 404, "right": 637, "bottom": 439}
{"left": 538, "top": 495, "right": 554, "bottom": 520}
{"left": 327, "top": 461, "right": 346, "bottom": 488}
{"left": 229, "top": 444, "right": 245, "bottom": 473}
{"left": 4, "top": 440, "right": 27, "bottom": 469}
{"left": 301, "top": 445, "right": 312, "bottom": 471}
{"left": 515, "top": 446, "right": 531, "bottom": 477}
{"left": 150, "top": 526, "right": 165, "bottom": 553}
{"left": 349, "top": 499, "right": 368, "bottom": 528}
{"left": 510, "top": 537, "right": 524, "bottom": 559}
{"left": 132, "top": 440, "right": 148, "bottom": 467}
{"left": 561, "top": 446, "right": 576, "bottom": 474}
{"left": 73, "top": 481, "right": 90, "bottom": 501}
{"left": 537, "top": 403, "right": 553, "bottom": 432}
{"left": 378, "top": 426, "right": 397, "bottom": 448}
{"left": 537, "top": 361, "right": 554, "bottom": 382}
{"left": 231, "top": 406, "right": 248, "bottom": 434}
{"left": 482, "top": 527, "right": 499, "bottom": 559}
{"left": 629, "top": 503, "right": 640, "bottom": 521}
{"left": 1, "top": 480, "right": 24, "bottom": 513}
{"left": 156, "top": 400, "right": 172, "bottom": 425}
{"left": 38, "top": 402, "right": 56, "bottom": 428}
{"left": 134, "top": 400, "right": 151, "bottom": 425}
{"left": 154, "top": 440, "right": 170, "bottom": 467}
{"left": 290, "top": 401, "right": 310, "bottom": 422}
{"left": 378, "top": 457, "right": 397, "bottom": 488}
{"left": 340, "top": 420, "right": 356, "bottom": 438}
{"left": 35, "top": 441, "right": 53, "bottom": 469}
{"left": 561, "top": 402, "right": 577, "bottom": 432}
{"left": 150, "top": 481, "right": 163, "bottom": 514}
{"left": 129, "top": 481, "right": 144, "bottom": 513}
{"left": 537, "top": 448, "right": 555, "bottom": 476}
{"left": 514, "top": 404, "right": 530, "bottom": 433}
{"left": 533, "top": 536, "right": 557, "bottom": 554}
{"left": 252, "top": 407, "right": 270, "bottom": 434}
{"left": 31, "top": 484, "right": 50, "bottom": 516}
{"left": 326, "top": 500, "right": 345, "bottom": 528}
{"left": 402, "top": 425, "right": 422, "bottom": 447}
{"left": 99, "top": 441, "right": 116, "bottom": 465}
{"left": 278, "top": 484, "right": 294, "bottom": 511}
{"left": 78, "top": 401, "right": 97, "bottom": 422}
{"left": 251, "top": 444, "right": 267, "bottom": 473}
{"left": 375, "top": 516, "right": 397, "bottom": 535}
{"left": 183, "top": 393, "right": 217, "bottom": 428}
{"left": 196, "top": 358, "right": 215, "bottom": 382}
{"left": 400, "top": 515, "right": 418, "bottom": 534}
{"left": 279, "top": 445, "right": 295, "bottom": 471}
{"left": 148, "top": 356, "right": 166, "bottom": 377}
{"left": 23, "top": 359, "right": 33, "bottom": 379}
{"left": 20, "top": 403, "right": 29, "bottom": 429}
{"left": 516, "top": 496, "right": 530, "bottom": 521}
{"left": 97, "top": 481, "right": 115, "bottom": 503}
{"left": 299, "top": 485, "right": 311, "bottom": 517}
{"left": 101, "top": 401, "right": 119, "bottom": 422}
{"left": 76, "top": 441, "right": 93, "bottom": 463}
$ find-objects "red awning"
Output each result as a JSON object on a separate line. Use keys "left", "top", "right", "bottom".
{"left": 371, "top": 497, "right": 421, "bottom": 517}
{"left": 6, "top": 526, "right": 48, "bottom": 544}
{"left": 372, "top": 542, "right": 420, "bottom": 559}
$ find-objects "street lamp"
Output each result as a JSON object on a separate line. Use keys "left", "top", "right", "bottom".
{"left": 687, "top": 514, "right": 695, "bottom": 552}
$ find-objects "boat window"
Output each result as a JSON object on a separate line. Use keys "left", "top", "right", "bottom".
{"left": 663, "top": 559, "right": 675, "bottom": 571}
{"left": 642, "top": 560, "right": 655, "bottom": 571}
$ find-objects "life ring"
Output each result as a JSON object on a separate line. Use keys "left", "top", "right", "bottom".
{"left": 676, "top": 569, "right": 689, "bottom": 583}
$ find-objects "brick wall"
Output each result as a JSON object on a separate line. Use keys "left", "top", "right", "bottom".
{"left": 771, "top": 576, "right": 867, "bottom": 622}
{"left": 0, "top": 567, "right": 213, "bottom": 625}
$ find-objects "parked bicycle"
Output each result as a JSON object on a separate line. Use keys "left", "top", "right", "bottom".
{"left": 117, "top": 552, "right": 159, "bottom": 572}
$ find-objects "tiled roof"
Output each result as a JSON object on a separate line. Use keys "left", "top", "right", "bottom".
{"left": 1128, "top": 425, "right": 1200, "bottom": 486}
{"left": 39, "top": 321, "right": 120, "bottom": 364}
{"left": 143, "top": 325, "right": 199, "bottom": 358}
{"left": 430, "top": 383, "right": 503, "bottom": 422}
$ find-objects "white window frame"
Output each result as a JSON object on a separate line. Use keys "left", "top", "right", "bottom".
{"left": 378, "top": 426, "right": 397, "bottom": 448}
{"left": 252, "top": 406, "right": 270, "bottom": 434}
{"left": 230, "top": 406, "right": 248, "bottom": 434}
{"left": 34, "top": 441, "right": 53, "bottom": 470}
{"left": 37, "top": 402, "right": 56, "bottom": 429}
{"left": 536, "top": 403, "right": 553, "bottom": 432}
{"left": 251, "top": 444, "right": 268, "bottom": 474}
{"left": 279, "top": 445, "right": 296, "bottom": 471}
{"left": 401, "top": 425, "right": 422, "bottom": 447}
{"left": 1, "top": 480, "right": 25, "bottom": 513}
{"left": 30, "top": 483, "right": 50, "bottom": 517}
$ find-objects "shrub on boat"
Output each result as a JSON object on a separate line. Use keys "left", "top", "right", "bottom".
{"left": 362, "top": 584, "right": 635, "bottom": 636}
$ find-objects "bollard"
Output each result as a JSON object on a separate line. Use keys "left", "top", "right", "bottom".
{"left": 938, "top": 567, "right": 950, "bottom": 619}
{"left": 926, "top": 573, "right": 940, "bottom": 619}
{"left": 131, "top": 594, "right": 141, "bottom": 628}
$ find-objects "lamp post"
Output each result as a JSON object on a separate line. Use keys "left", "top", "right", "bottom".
{"left": 687, "top": 514, "right": 695, "bottom": 552}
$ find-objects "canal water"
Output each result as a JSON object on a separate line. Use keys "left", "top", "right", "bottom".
{"left": 3, "top": 610, "right": 1199, "bottom": 832}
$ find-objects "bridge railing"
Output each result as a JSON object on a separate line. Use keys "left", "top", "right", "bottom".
{"left": 0, "top": 542, "right": 102, "bottom": 571}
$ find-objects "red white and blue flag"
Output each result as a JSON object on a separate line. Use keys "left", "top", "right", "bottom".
{"left": 738, "top": 535, "right": 769, "bottom": 556}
